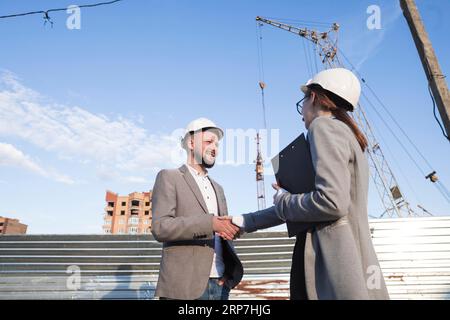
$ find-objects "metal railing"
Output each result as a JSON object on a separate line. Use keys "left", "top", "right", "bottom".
{"left": 1, "top": 217, "right": 450, "bottom": 300}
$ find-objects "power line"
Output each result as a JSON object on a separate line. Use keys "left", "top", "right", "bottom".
{"left": 339, "top": 49, "right": 437, "bottom": 169}
{"left": 340, "top": 47, "right": 450, "bottom": 204}
{"left": 429, "top": 84, "right": 450, "bottom": 141}
{"left": 359, "top": 75, "right": 450, "bottom": 205}
{"left": 0, "top": 0, "right": 123, "bottom": 19}
{"left": 363, "top": 78, "right": 435, "bottom": 170}
{"left": 341, "top": 48, "right": 449, "bottom": 154}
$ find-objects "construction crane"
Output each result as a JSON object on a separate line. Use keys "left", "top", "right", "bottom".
{"left": 254, "top": 80, "right": 267, "bottom": 210}
{"left": 254, "top": 23, "right": 268, "bottom": 211}
{"left": 255, "top": 132, "right": 266, "bottom": 210}
{"left": 255, "top": 16, "right": 425, "bottom": 218}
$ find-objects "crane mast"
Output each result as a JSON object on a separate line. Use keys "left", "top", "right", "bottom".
{"left": 255, "top": 132, "right": 266, "bottom": 210}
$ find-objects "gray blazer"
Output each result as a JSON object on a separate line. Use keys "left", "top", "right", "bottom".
{"left": 243, "top": 116, "right": 390, "bottom": 300}
{"left": 151, "top": 164, "right": 243, "bottom": 300}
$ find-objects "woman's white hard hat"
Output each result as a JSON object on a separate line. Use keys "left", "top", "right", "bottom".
{"left": 301, "top": 68, "right": 361, "bottom": 111}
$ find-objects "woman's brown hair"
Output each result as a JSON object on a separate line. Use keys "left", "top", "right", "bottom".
{"left": 307, "top": 85, "right": 368, "bottom": 152}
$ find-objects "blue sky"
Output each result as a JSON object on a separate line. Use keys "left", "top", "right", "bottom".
{"left": 0, "top": 0, "right": 449, "bottom": 234}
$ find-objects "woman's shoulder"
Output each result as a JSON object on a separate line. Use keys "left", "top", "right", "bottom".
{"left": 307, "top": 116, "right": 360, "bottom": 155}
{"left": 308, "top": 116, "right": 353, "bottom": 138}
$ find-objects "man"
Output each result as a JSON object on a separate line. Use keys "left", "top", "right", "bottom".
{"left": 151, "top": 117, "right": 243, "bottom": 300}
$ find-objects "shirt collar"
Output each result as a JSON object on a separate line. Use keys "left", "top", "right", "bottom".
{"left": 186, "top": 163, "right": 208, "bottom": 177}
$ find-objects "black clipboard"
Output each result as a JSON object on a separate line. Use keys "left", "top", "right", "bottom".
{"left": 271, "top": 133, "right": 316, "bottom": 237}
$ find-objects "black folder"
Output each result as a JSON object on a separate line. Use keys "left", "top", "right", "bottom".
{"left": 271, "top": 133, "right": 316, "bottom": 237}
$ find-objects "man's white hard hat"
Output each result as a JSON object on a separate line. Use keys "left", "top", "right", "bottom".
{"left": 181, "top": 117, "right": 224, "bottom": 149}
{"left": 301, "top": 68, "right": 361, "bottom": 111}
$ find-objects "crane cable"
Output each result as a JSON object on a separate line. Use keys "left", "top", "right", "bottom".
{"left": 265, "top": 17, "right": 333, "bottom": 28}
{"left": 312, "top": 42, "right": 319, "bottom": 74}
{"left": 256, "top": 22, "right": 267, "bottom": 129}
{"left": 301, "top": 37, "right": 313, "bottom": 78}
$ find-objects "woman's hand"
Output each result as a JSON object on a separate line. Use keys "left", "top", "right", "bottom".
{"left": 272, "top": 183, "right": 281, "bottom": 202}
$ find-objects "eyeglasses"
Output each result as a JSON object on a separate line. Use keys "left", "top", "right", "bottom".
{"left": 296, "top": 96, "right": 308, "bottom": 115}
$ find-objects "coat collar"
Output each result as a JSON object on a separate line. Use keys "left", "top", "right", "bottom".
{"left": 179, "top": 164, "right": 208, "bottom": 213}
{"left": 179, "top": 164, "right": 225, "bottom": 216}
{"left": 209, "top": 178, "right": 226, "bottom": 217}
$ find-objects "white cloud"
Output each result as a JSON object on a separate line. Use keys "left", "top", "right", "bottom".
{"left": 0, "top": 142, "right": 74, "bottom": 184}
{"left": 0, "top": 72, "right": 183, "bottom": 182}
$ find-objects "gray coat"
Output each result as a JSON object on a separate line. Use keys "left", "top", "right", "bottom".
{"left": 151, "top": 164, "right": 243, "bottom": 300}
{"left": 243, "top": 116, "right": 389, "bottom": 300}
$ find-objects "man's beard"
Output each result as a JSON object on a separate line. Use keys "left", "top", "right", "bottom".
{"left": 193, "top": 149, "right": 216, "bottom": 168}
{"left": 202, "top": 156, "right": 215, "bottom": 169}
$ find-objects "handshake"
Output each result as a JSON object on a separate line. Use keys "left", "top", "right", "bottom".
{"left": 211, "top": 183, "right": 282, "bottom": 241}
{"left": 212, "top": 216, "right": 242, "bottom": 241}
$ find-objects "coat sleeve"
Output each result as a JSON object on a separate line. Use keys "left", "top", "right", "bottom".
{"left": 275, "top": 118, "right": 352, "bottom": 222}
{"left": 242, "top": 206, "right": 285, "bottom": 233}
{"left": 151, "top": 170, "right": 214, "bottom": 242}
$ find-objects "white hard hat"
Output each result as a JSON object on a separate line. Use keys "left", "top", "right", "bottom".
{"left": 181, "top": 117, "right": 224, "bottom": 149}
{"left": 301, "top": 68, "right": 361, "bottom": 111}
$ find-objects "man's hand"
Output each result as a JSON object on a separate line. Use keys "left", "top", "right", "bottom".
{"left": 218, "top": 277, "right": 226, "bottom": 286}
{"left": 216, "top": 216, "right": 244, "bottom": 240}
{"left": 213, "top": 216, "right": 240, "bottom": 241}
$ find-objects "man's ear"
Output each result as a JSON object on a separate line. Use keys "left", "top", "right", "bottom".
{"left": 187, "top": 136, "right": 194, "bottom": 151}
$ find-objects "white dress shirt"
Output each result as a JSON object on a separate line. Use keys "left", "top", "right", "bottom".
{"left": 187, "top": 164, "right": 225, "bottom": 278}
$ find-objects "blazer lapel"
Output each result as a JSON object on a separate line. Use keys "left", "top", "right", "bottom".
{"left": 209, "top": 178, "right": 226, "bottom": 217}
{"left": 179, "top": 165, "right": 208, "bottom": 214}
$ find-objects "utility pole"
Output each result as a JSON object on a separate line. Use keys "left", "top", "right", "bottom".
{"left": 400, "top": 0, "right": 450, "bottom": 138}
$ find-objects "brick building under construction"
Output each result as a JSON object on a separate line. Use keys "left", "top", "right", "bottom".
{"left": 103, "top": 190, "right": 152, "bottom": 235}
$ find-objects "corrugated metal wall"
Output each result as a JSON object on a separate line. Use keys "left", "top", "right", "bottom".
{"left": 370, "top": 216, "right": 450, "bottom": 300}
{"left": 0, "top": 216, "right": 449, "bottom": 300}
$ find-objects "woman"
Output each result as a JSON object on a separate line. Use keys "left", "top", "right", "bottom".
{"left": 233, "top": 68, "right": 389, "bottom": 300}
